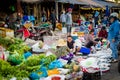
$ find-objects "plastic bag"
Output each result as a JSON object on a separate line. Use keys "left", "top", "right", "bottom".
{"left": 60, "top": 53, "right": 74, "bottom": 60}
{"left": 32, "top": 42, "right": 45, "bottom": 53}
{"left": 48, "top": 69, "right": 60, "bottom": 76}
{"left": 58, "top": 59, "right": 68, "bottom": 66}
{"left": 7, "top": 51, "right": 25, "bottom": 65}
{"left": 79, "top": 47, "right": 90, "bottom": 55}
{"left": 74, "top": 39, "right": 82, "bottom": 48}
{"left": 40, "top": 75, "right": 65, "bottom": 80}
{"left": 42, "top": 44, "right": 50, "bottom": 50}
{"left": 30, "top": 67, "right": 47, "bottom": 80}
{"left": 23, "top": 28, "right": 30, "bottom": 38}
{"left": 58, "top": 68, "right": 70, "bottom": 74}
{"left": 48, "top": 60, "right": 63, "bottom": 69}
{"left": 46, "top": 51, "right": 53, "bottom": 56}
{"left": 24, "top": 52, "right": 32, "bottom": 59}
{"left": 0, "top": 46, "right": 5, "bottom": 60}
{"left": 80, "top": 57, "right": 100, "bottom": 73}
{"left": 62, "top": 27, "right": 67, "bottom": 34}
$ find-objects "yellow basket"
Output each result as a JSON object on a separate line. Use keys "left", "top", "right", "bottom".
{"left": 0, "top": 27, "right": 14, "bottom": 37}
{"left": 72, "top": 32, "right": 85, "bottom": 37}
{"left": 24, "top": 22, "right": 32, "bottom": 28}
{"left": 56, "top": 23, "right": 62, "bottom": 30}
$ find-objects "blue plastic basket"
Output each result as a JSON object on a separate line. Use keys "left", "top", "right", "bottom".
{"left": 79, "top": 47, "right": 90, "bottom": 55}
{"left": 72, "top": 36, "right": 78, "bottom": 40}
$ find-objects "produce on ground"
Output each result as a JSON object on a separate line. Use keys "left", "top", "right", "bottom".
{"left": 55, "top": 46, "right": 70, "bottom": 58}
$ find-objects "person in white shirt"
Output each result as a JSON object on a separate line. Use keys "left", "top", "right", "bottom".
{"left": 60, "top": 11, "right": 66, "bottom": 27}
{"left": 66, "top": 8, "right": 73, "bottom": 35}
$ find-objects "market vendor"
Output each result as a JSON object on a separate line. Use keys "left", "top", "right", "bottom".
{"left": 67, "top": 36, "right": 85, "bottom": 54}
{"left": 67, "top": 35, "right": 75, "bottom": 50}
{"left": 88, "top": 22, "right": 93, "bottom": 31}
{"left": 98, "top": 26, "right": 108, "bottom": 39}
{"left": 84, "top": 29, "right": 97, "bottom": 48}
{"left": 77, "top": 16, "right": 83, "bottom": 26}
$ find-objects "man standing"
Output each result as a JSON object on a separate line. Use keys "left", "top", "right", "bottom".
{"left": 60, "top": 11, "right": 66, "bottom": 27}
{"left": 66, "top": 8, "right": 73, "bottom": 35}
{"left": 108, "top": 12, "right": 120, "bottom": 62}
{"left": 50, "top": 10, "right": 56, "bottom": 31}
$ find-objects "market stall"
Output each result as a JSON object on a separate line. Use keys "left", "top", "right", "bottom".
{"left": 0, "top": 32, "right": 112, "bottom": 80}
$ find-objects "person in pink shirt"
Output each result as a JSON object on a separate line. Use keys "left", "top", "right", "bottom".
{"left": 84, "top": 29, "right": 97, "bottom": 48}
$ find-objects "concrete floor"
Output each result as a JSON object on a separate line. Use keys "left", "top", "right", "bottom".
{"left": 101, "top": 61, "right": 120, "bottom": 80}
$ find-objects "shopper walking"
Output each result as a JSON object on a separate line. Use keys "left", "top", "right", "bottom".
{"left": 50, "top": 10, "right": 56, "bottom": 31}
{"left": 66, "top": 8, "right": 73, "bottom": 35}
{"left": 108, "top": 12, "right": 120, "bottom": 62}
{"left": 41, "top": 10, "right": 47, "bottom": 22}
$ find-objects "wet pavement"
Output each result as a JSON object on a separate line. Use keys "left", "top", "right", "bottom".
{"left": 101, "top": 60, "right": 120, "bottom": 80}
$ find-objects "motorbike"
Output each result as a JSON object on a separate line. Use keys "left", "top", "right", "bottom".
{"left": 15, "top": 25, "right": 53, "bottom": 41}
{"left": 15, "top": 26, "right": 39, "bottom": 41}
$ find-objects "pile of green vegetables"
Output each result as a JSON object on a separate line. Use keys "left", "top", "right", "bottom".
{"left": 0, "top": 37, "right": 30, "bottom": 54}
{"left": 0, "top": 37, "right": 23, "bottom": 47}
{"left": 0, "top": 59, "right": 29, "bottom": 80}
{"left": 0, "top": 37, "right": 59, "bottom": 79}
{"left": 0, "top": 53, "right": 57, "bottom": 79}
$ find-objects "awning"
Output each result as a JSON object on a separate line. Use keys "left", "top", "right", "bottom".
{"left": 21, "top": 0, "right": 40, "bottom": 3}
{"left": 77, "top": 0, "right": 104, "bottom": 8}
{"left": 92, "top": 0, "right": 119, "bottom": 7}
{"left": 80, "top": 5, "right": 103, "bottom": 10}
{"left": 57, "top": 0, "right": 86, "bottom": 5}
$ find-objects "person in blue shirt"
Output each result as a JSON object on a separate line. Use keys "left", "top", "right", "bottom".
{"left": 101, "top": 15, "right": 109, "bottom": 26}
{"left": 108, "top": 12, "right": 120, "bottom": 62}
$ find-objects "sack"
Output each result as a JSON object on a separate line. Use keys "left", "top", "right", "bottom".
{"left": 79, "top": 47, "right": 90, "bottom": 55}
{"left": 62, "top": 27, "right": 67, "bottom": 34}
